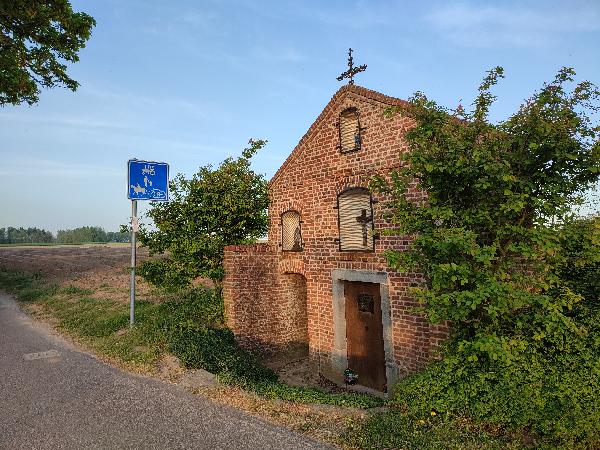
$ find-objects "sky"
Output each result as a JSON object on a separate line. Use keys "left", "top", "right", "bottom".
{"left": 1, "top": 0, "right": 599, "bottom": 233}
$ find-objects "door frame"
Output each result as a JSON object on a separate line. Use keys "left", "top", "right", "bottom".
{"left": 331, "top": 269, "right": 398, "bottom": 394}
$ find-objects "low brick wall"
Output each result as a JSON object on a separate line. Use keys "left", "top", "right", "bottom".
{"left": 223, "top": 244, "right": 308, "bottom": 358}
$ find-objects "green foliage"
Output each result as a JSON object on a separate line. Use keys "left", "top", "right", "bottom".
{"left": 170, "top": 327, "right": 278, "bottom": 383}
{"left": 105, "top": 231, "right": 130, "bottom": 243}
{"left": 56, "top": 226, "right": 103, "bottom": 243}
{"left": 62, "top": 285, "right": 93, "bottom": 296}
{"left": 345, "top": 409, "right": 517, "bottom": 450}
{"left": 0, "top": 269, "right": 56, "bottom": 300}
{"left": 247, "top": 381, "right": 384, "bottom": 409}
{"left": 139, "top": 139, "right": 269, "bottom": 286}
{"left": 0, "top": 226, "right": 127, "bottom": 245}
{"left": 0, "top": 0, "right": 96, "bottom": 105}
{"left": 162, "top": 289, "right": 383, "bottom": 408}
{"left": 171, "top": 325, "right": 384, "bottom": 408}
{"left": 18, "top": 282, "right": 57, "bottom": 301}
{"left": 136, "top": 258, "right": 192, "bottom": 292}
{"left": 57, "top": 297, "right": 130, "bottom": 337}
{"left": 171, "top": 324, "right": 383, "bottom": 408}
{"left": 557, "top": 215, "right": 600, "bottom": 302}
{"left": 56, "top": 226, "right": 128, "bottom": 244}
{"left": 373, "top": 67, "right": 600, "bottom": 444}
{"left": 0, "top": 269, "right": 227, "bottom": 364}
{"left": 135, "top": 287, "right": 226, "bottom": 344}
{"left": 0, "top": 226, "right": 53, "bottom": 244}
{"left": 394, "top": 328, "right": 600, "bottom": 446}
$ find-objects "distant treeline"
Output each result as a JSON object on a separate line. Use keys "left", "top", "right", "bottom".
{"left": 0, "top": 227, "right": 54, "bottom": 244}
{"left": 0, "top": 226, "right": 129, "bottom": 244}
{"left": 56, "top": 226, "right": 129, "bottom": 244}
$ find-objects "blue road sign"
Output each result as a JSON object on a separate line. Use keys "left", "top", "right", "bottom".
{"left": 128, "top": 160, "right": 169, "bottom": 201}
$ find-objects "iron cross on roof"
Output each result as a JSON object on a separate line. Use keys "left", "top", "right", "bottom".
{"left": 337, "top": 48, "right": 367, "bottom": 85}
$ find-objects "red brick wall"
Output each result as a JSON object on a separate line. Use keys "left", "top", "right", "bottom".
{"left": 279, "top": 272, "right": 309, "bottom": 350}
{"left": 224, "top": 85, "right": 449, "bottom": 380}
{"left": 223, "top": 244, "right": 277, "bottom": 354}
{"left": 223, "top": 244, "right": 309, "bottom": 357}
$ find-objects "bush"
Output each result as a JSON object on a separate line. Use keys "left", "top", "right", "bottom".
{"left": 391, "top": 213, "right": 600, "bottom": 443}
{"left": 139, "top": 139, "right": 269, "bottom": 287}
{"left": 394, "top": 326, "right": 600, "bottom": 445}
{"left": 374, "top": 68, "right": 600, "bottom": 446}
{"left": 137, "top": 258, "right": 199, "bottom": 293}
{"left": 169, "top": 327, "right": 278, "bottom": 383}
{"left": 558, "top": 216, "right": 600, "bottom": 303}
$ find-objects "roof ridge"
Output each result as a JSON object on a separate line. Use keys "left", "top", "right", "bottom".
{"left": 268, "top": 84, "right": 410, "bottom": 186}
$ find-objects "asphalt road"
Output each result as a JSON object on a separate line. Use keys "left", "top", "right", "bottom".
{"left": 0, "top": 294, "right": 330, "bottom": 450}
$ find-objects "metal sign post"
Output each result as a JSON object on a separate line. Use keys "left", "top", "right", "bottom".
{"left": 127, "top": 159, "right": 169, "bottom": 327}
{"left": 130, "top": 200, "right": 137, "bottom": 326}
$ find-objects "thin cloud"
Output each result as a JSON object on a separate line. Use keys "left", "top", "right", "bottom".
{"left": 426, "top": 2, "right": 600, "bottom": 48}
{"left": 82, "top": 85, "right": 212, "bottom": 120}
{"left": 0, "top": 85, "right": 219, "bottom": 138}
{"left": 234, "top": 0, "right": 397, "bottom": 29}
{"left": 0, "top": 157, "right": 122, "bottom": 178}
{"left": 0, "top": 111, "right": 130, "bottom": 131}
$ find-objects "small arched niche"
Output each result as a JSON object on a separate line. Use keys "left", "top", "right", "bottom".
{"left": 280, "top": 273, "right": 309, "bottom": 359}
{"left": 281, "top": 210, "right": 303, "bottom": 252}
{"left": 339, "top": 107, "right": 361, "bottom": 153}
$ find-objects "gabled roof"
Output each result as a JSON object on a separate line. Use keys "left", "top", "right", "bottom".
{"left": 269, "top": 84, "right": 411, "bottom": 186}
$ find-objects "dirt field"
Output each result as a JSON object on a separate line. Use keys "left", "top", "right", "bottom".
{"left": 0, "top": 244, "right": 151, "bottom": 302}
{"left": 0, "top": 244, "right": 328, "bottom": 388}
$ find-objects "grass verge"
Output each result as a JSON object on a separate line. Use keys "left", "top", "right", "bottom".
{"left": 0, "top": 269, "right": 381, "bottom": 409}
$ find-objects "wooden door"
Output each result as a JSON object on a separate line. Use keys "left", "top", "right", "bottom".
{"left": 344, "top": 281, "right": 386, "bottom": 391}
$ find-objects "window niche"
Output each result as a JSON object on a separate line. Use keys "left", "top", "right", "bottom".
{"left": 339, "top": 107, "right": 361, "bottom": 153}
{"left": 337, "top": 188, "right": 374, "bottom": 251}
{"left": 281, "top": 210, "right": 303, "bottom": 252}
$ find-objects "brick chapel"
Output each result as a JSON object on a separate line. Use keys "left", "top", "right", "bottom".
{"left": 223, "top": 82, "right": 449, "bottom": 394}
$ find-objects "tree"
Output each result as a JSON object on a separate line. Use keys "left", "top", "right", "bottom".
{"left": 374, "top": 68, "right": 600, "bottom": 441}
{"left": 0, "top": 226, "right": 53, "bottom": 243}
{"left": 26, "top": 226, "right": 53, "bottom": 243}
{"left": 0, "top": 0, "right": 95, "bottom": 106}
{"left": 105, "top": 230, "right": 129, "bottom": 243}
{"left": 56, "top": 226, "right": 107, "bottom": 243}
{"left": 138, "top": 139, "right": 270, "bottom": 288}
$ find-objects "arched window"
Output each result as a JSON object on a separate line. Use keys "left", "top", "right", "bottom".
{"left": 339, "top": 107, "right": 361, "bottom": 153}
{"left": 281, "top": 210, "right": 303, "bottom": 252}
{"left": 337, "top": 188, "right": 374, "bottom": 251}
